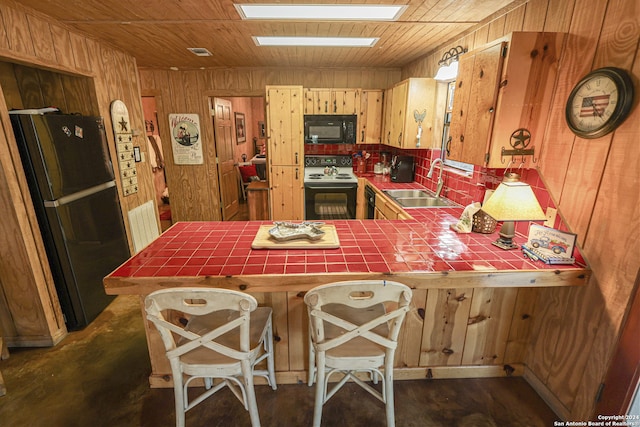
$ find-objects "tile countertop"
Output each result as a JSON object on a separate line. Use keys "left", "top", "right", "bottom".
{"left": 104, "top": 191, "right": 589, "bottom": 294}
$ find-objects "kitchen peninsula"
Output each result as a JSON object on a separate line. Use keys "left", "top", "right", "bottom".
{"left": 104, "top": 201, "right": 589, "bottom": 388}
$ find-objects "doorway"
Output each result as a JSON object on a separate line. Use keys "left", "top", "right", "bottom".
{"left": 141, "top": 97, "right": 171, "bottom": 230}
{"left": 211, "top": 96, "right": 266, "bottom": 221}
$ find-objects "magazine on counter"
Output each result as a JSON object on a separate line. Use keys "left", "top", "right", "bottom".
{"left": 522, "top": 224, "right": 577, "bottom": 265}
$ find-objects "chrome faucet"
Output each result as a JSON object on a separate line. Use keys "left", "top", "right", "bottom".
{"left": 427, "top": 158, "right": 444, "bottom": 198}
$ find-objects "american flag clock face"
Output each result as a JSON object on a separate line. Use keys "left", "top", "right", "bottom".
{"left": 565, "top": 67, "right": 634, "bottom": 139}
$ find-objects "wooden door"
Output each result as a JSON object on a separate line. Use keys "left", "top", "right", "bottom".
{"left": 448, "top": 51, "right": 475, "bottom": 162}
{"left": 382, "top": 87, "right": 394, "bottom": 145}
{"left": 266, "top": 87, "right": 303, "bottom": 166}
{"left": 401, "top": 78, "right": 436, "bottom": 149}
{"left": 333, "top": 89, "right": 360, "bottom": 115}
{"left": 213, "top": 97, "right": 239, "bottom": 220}
{"left": 303, "top": 88, "right": 315, "bottom": 114}
{"left": 390, "top": 81, "right": 408, "bottom": 147}
{"left": 305, "top": 89, "right": 332, "bottom": 114}
{"left": 448, "top": 42, "right": 505, "bottom": 165}
{"left": 270, "top": 165, "right": 303, "bottom": 220}
{"left": 359, "top": 90, "right": 383, "bottom": 144}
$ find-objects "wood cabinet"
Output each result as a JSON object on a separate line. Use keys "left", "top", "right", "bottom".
{"left": 382, "top": 78, "right": 437, "bottom": 149}
{"left": 447, "top": 32, "right": 564, "bottom": 168}
{"left": 382, "top": 87, "right": 394, "bottom": 145}
{"left": 358, "top": 89, "right": 384, "bottom": 144}
{"left": 246, "top": 181, "right": 269, "bottom": 220}
{"left": 265, "top": 86, "right": 304, "bottom": 220}
{"left": 303, "top": 88, "right": 360, "bottom": 115}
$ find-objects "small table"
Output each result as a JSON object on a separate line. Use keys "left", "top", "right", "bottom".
{"left": 246, "top": 181, "right": 269, "bottom": 220}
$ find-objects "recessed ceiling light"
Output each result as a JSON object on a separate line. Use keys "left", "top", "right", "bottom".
{"left": 252, "top": 36, "right": 379, "bottom": 47}
{"left": 187, "top": 48, "right": 213, "bottom": 57}
{"left": 236, "top": 4, "right": 406, "bottom": 21}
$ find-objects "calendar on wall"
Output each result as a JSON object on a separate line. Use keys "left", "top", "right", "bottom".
{"left": 110, "top": 100, "right": 138, "bottom": 196}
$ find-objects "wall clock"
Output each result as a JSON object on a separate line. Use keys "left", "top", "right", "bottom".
{"left": 565, "top": 67, "right": 634, "bottom": 139}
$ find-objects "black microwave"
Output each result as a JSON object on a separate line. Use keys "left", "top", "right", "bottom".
{"left": 304, "top": 115, "right": 356, "bottom": 144}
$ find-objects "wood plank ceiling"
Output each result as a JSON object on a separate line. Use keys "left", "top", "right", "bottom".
{"left": 11, "top": 0, "right": 525, "bottom": 70}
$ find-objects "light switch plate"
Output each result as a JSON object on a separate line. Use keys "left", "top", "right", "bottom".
{"left": 544, "top": 207, "right": 557, "bottom": 227}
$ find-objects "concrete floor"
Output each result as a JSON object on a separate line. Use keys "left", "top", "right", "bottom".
{"left": 0, "top": 294, "right": 560, "bottom": 426}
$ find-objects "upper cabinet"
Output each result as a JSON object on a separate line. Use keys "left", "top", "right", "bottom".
{"left": 447, "top": 32, "right": 564, "bottom": 168}
{"left": 382, "top": 78, "right": 437, "bottom": 149}
{"left": 358, "top": 89, "right": 384, "bottom": 144}
{"left": 304, "top": 88, "right": 360, "bottom": 115}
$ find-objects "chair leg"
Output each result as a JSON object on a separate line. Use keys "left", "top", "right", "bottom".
{"left": 384, "top": 361, "right": 395, "bottom": 427}
{"left": 172, "top": 365, "right": 186, "bottom": 427}
{"left": 312, "top": 351, "right": 326, "bottom": 427}
{"left": 242, "top": 360, "right": 262, "bottom": 427}
{"left": 266, "top": 318, "right": 277, "bottom": 390}
{"left": 307, "top": 337, "right": 315, "bottom": 386}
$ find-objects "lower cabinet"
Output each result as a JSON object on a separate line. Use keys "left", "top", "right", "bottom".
{"left": 270, "top": 166, "right": 304, "bottom": 220}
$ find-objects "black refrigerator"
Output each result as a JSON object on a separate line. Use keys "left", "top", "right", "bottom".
{"left": 9, "top": 112, "right": 131, "bottom": 330}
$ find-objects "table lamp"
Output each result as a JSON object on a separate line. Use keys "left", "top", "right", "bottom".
{"left": 481, "top": 172, "right": 547, "bottom": 250}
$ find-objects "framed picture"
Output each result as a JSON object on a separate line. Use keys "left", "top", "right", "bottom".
{"left": 235, "top": 112, "right": 246, "bottom": 143}
{"left": 168, "top": 113, "right": 203, "bottom": 165}
{"left": 258, "top": 121, "right": 266, "bottom": 139}
{"left": 522, "top": 224, "right": 577, "bottom": 264}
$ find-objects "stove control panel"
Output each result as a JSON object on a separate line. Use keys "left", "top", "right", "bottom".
{"left": 305, "top": 155, "right": 352, "bottom": 168}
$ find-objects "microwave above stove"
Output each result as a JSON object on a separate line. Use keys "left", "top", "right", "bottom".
{"left": 304, "top": 115, "right": 356, "bottom": 144}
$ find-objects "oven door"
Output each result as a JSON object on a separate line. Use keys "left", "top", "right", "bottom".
{"left": 304, "top": 182, "right": 357, "bottom": 220}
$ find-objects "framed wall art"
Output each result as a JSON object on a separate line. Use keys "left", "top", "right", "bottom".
{"left": 168, "top": 113, "right": 203, "bottom": 165}
{"left": 235, "top": 112, "right": 246, "bottom": 143}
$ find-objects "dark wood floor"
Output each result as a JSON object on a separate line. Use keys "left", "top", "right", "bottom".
{"left": 233, "top": 198, "right": 250, "bottom": 221}
{"left": 0, "top": 294, "right": 560, "bottom": 427}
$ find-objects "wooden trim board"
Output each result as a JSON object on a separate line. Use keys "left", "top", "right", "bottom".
{"left": 148, "top": 364, "right": 526, "bottom": 388}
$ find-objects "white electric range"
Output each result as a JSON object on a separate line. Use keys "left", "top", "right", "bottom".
{"left": 303, "top": 155, "right": 358, "bottom": 220}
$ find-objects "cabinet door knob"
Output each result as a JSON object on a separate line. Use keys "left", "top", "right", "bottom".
{"left": 446, "top": 136, "right": 452, "bottom": 156}
{"left": 489, "top": 107, "right": 494, "bottom": 113}
{"left": 460, "top": 135, "right": 464, "bottom": 142}
{"left": 361, "top": 130, "right": 365, "bottom": 142}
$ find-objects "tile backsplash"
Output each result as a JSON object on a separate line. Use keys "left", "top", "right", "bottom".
{"left": 304, "top": 143, "right": 563, "bottom": 234}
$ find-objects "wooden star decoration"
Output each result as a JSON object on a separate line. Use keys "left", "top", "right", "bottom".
{"left": 118, "top": 117, "right": 129, "bottom": 132}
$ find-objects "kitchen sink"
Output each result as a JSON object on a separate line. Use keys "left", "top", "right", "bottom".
{"left": 394, "top": 197, "right": 455, "bottom": 208}
{"left": 383, "top": 189, "right": 458, "bottom": 208}
{"left": 383, "top": 189, "right": 431, "bottom": 198}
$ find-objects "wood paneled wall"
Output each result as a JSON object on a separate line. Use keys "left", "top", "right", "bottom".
{"left": 403, "top": 0, "right": 639, "bottom": 420}
{"left": 0, "top": 1, "right": 156, "bottom": 345}
{"left": 138, "top": 68, "right": 401, "bottom": 222}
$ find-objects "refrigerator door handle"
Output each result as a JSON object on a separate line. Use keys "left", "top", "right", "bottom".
{"left": 44, "top": 181, "right": 117, "bottom": 207}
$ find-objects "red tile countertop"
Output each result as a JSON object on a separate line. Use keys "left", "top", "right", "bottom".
{"left": 108, "top": 216, "right": 586, "bottom": 280}
{"left": 105, "top": 174, "right": 587, "bottom": 296}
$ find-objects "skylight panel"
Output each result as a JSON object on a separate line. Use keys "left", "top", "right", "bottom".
{"left": 252, "top": 36, "right": 379, "bottom": 47}
{"left": 236, "top": 4, "right": 406, "bottom": 21}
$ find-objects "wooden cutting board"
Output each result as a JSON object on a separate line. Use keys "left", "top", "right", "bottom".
{"left": 251, "top": 225, "right": 340, "bottom": 249}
